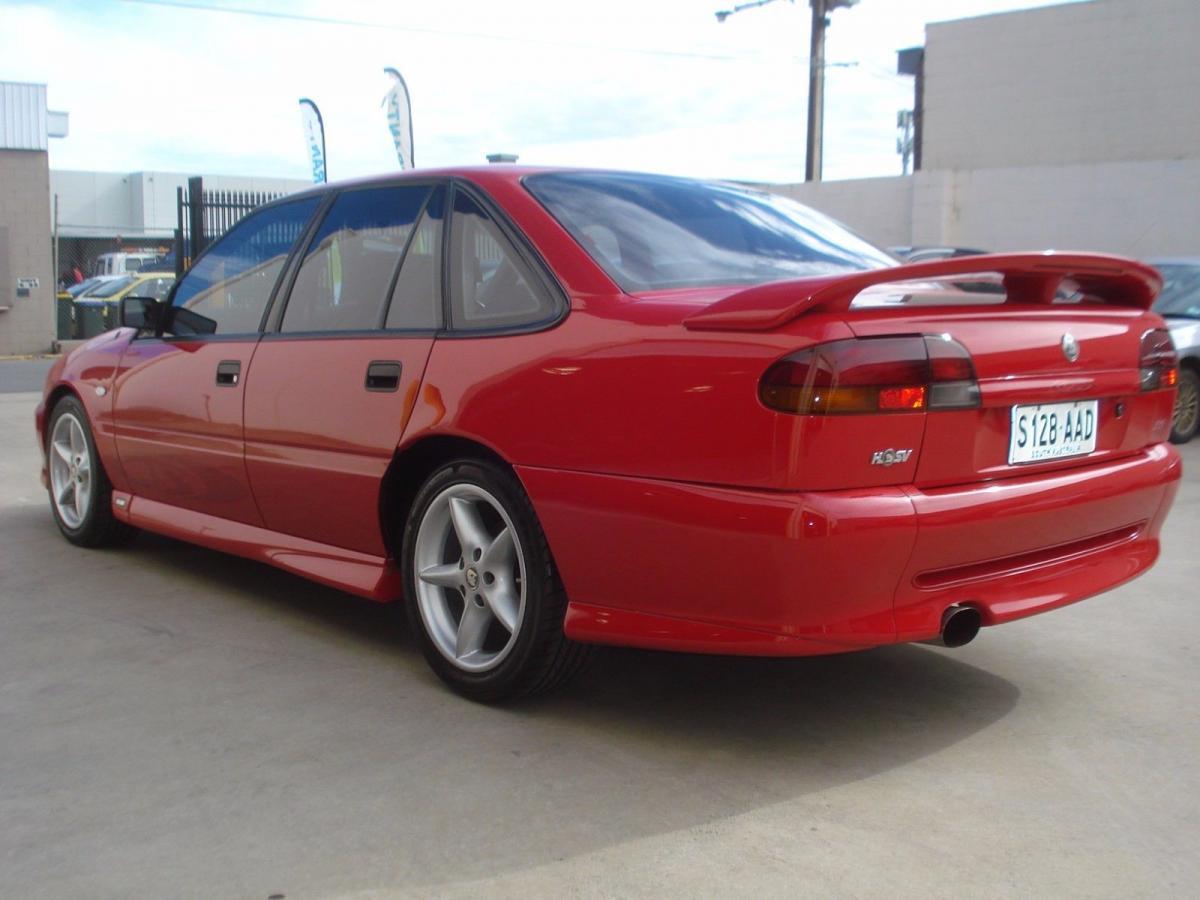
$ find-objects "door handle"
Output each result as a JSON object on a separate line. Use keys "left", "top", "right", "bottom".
{"left": 216, "top": 360, "right": 241, "bottom": 387}
{"left": 365, "top": 360, "right": 402, "bottom": 392}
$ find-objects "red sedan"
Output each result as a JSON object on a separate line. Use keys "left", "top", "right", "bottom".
{"left": 36, "top": 168, "right": 1182, "bottom": 700}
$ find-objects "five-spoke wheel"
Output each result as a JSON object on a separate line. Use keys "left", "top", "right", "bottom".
{"left": 402, "top": 459, "right": 592, "bottom": 701}
{"left": 413, "top": 484, "right": 526, "bottom": 672}
{"left": 46, "top": 395, "right": 136, "bottom": 547}
{"left": 49, "top": 411, "right": 92, "bottom": 530}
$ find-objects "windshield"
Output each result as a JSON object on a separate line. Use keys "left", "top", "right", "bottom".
{"left": 86, "top": 275, "right": 136, "bottom": 298}
{"left": 1154, "top": 264, "right": 1200, "bottom": 318}
{"left": 525, "top": 171, "right": 896, "bottom": 292}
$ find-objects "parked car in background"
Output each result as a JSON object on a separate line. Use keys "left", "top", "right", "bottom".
{"left": 57, "top": 275, "right": 118, "bottom": 301}
{"left": 72, "top": 272, "right": 176, "bottom": 337}
{"left": 36, "top": 168, "right": 1181, "bottom": 701}
{"left": 901, "top": 246, "right": 988, "bottom": 264}
{"left": 76, "top": 272, "right": 175, "bottom": 302}
{"left": 1151, "top": 259, "right": 1200, "bottom": 443}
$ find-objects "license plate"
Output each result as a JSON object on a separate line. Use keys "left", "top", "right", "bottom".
{"left": 1009, "top": 400, "right": 1098, "bottom": 464}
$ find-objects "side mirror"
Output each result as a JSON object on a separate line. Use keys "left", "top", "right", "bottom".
{"left": 120, "top": 296, "right": 163, "bottom": 331}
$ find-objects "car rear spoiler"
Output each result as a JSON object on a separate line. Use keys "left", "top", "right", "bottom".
{"left": 683, "top": 252, "right": 1162, "bottom": 333}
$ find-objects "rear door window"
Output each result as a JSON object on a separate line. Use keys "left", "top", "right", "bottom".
{"left": 385, "top": 186, "right": 444, "bottom": 331}
{"left": 282, "top": 185, "right": 431, "bottom": 333}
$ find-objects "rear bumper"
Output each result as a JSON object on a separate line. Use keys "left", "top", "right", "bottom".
{"left": 518, "top": 443, "right": 1181, "bottom": 655}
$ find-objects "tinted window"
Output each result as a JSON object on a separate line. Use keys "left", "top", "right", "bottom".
{"left": 282, "top": 186, "right": 430, "bottom": 333}
{"left": 1154, "top": 264, "right": 1200, "bottom": 318}
{"left": 386, "top": 187, "right": 444, "bottom": 330}
{"left": 172, "top": 197, "right": 319, "bottom": 335}
{"left": 448, "top": 189, "right": 556, "bottom": 330}
{"left": 88, "top": 275, "right": 135, "bottom": 298}
{"left": 525, "top": 172, "right": 896, "bottom": 291}
{"left": 136, "top": 276, "right": 174, "bottom": 302}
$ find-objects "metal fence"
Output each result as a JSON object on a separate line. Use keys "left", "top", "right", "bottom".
{"left": 175, "top": 177, "right": 286, "bottom": 276}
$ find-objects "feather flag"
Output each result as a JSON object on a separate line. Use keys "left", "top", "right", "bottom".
{"left": 382, "top": 68, "right": 415, "bottom": 170}
{"left": 298, "top": 98, "right": 327, "bottom": 184}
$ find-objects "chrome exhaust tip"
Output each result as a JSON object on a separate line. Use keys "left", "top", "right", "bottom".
{"left": 921, "top": 604, "right": 982, "bottom": 648}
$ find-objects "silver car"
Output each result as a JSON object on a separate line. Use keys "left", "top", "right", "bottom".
{"left": 1152, "top": 259, "right": 1200, "bottom": 443}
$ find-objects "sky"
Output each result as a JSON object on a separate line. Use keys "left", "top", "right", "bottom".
{"left": 1, "top": 0, "right": 1087, "bottom": 184}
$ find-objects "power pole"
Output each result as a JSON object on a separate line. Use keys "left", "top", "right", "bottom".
{"left": 897, "top": 109, "right": 914, "bottom": 175}
{"left": 715, "top": 0, "right": 856, "bottom": 182}
{"left": 805, "top": 0, "right": 857, "bottom": 181}
{"left": 805, "top": 0, "right": 827, "bottom": 182}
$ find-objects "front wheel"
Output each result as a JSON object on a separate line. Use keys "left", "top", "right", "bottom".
{"left": 1170, "top": 367, "right": 1199, "bottom": 444}
{"left": 401, "top": 459, "right": 591, "bottom": 702}
{"left": 46, "top": 395, "right": 137, "bottom": 547}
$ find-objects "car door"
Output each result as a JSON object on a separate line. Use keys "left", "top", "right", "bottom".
{"left": 242, "top": 183, "right": 443, "bottom": 554}
{"left": 112, "top": 196, "right": 321, "bottom": 525}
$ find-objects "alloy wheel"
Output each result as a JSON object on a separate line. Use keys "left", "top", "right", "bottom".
{"left": 1174, "top": 373, "right": 1198, "bottom": 439}
{"left": 49, "top": 412, "right": 92, "bottom": 530}
{"left": 412, "top": 483, "right": 527, "bottom": 673}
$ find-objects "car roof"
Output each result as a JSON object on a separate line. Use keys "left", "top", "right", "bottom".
{"left": 276, "top": 165, "right": 762, "bottom": 203}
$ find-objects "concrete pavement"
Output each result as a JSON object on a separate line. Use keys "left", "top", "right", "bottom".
{"left": 0, "top": 356, "right": 55, "bottom": 393}
{"left": 1, "top": 376, "right": 1197, "bottom": 898}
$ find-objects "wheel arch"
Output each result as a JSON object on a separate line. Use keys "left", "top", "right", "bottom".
{"left": 378, "top": 433, "right": 515, "bottom": 558}
{"left": 41, "top": 383, "right": 83, "bottom": 444}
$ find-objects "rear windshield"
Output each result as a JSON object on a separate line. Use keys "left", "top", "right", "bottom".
{"left": 525, "top": 172, "right": 896, "bottom": 292}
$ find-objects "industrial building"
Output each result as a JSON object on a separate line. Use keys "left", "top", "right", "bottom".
{"left": 51, "top": 169, "right": 310, "bottom": 286}
{"left": 0, "top": 82, "right": 66, "bottom": 356}
{"left": 771, "top": 0, "right": 1200, "bottom": 256}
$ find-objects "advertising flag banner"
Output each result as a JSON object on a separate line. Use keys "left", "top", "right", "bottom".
{"left": 299, "top": 98, "right": 327, "bottom": 184}
{"left": 382, "top": 68, "right": 414, "bottom": 170}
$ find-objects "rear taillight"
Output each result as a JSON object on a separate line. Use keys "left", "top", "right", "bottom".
{"left": 760, "top": 335, "right": 980, "bottom": 415}
{"left": 1139, "top": 328, "right": 1179, "bottom": 391}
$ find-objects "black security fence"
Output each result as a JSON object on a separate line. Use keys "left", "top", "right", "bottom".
{"left": 175, "top": 177, "right": 288, "bottom": 276}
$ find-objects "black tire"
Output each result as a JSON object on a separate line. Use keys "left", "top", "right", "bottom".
{"left": 46, "top": 395, "right": 138, "bottom": 547}
{"left": 401, "top": 458, "right": 592, "bottom": 702}
{"left": 1169, "top": 366, "right": 1199, "bottom": 445}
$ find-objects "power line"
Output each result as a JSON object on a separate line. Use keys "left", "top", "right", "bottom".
{"left": 115, "top": 0, "right": 801, "bottom": 63}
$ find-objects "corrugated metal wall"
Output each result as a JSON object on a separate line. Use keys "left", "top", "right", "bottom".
{"left": 0, "top": 82, "right": 48, "bottom": 151}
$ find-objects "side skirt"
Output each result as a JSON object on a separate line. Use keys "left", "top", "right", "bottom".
{"left": 112, "top": 491, "right": 403, "bottom": 603}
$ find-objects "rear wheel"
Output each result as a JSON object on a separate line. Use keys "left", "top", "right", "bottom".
{"left": 46, "top": 395, "right": 137, "bottom": 547}
{"left": 401, "top": 459, "right": 591, "bottom": 702}
{"left": 1170, "top": 367, "right": 1199, "bottom": 444}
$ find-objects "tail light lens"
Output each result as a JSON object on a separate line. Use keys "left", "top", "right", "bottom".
{"left": 760, "top": 334, "right": 980, "bottom": 415}
{"left": 1139, "top": 328, "right": 1179, "bottom": 391}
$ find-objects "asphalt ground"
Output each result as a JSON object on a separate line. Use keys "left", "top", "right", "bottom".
{"left": 0, "top": 356, "right": 55, "bottom": 393}
{"left": 1, "top": 358, "right": 1197, "bottom": 898}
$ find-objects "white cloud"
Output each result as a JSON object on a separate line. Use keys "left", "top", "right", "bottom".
{"left": 0, "top": 0, "right": 1088, "bottom": 182}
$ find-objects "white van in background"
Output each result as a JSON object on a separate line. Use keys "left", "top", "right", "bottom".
{"left": 91, "top": 252, "right": 162, "bottom": 277}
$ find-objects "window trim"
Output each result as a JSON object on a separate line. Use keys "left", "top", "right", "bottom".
{"left": 439, "top": 178, "right": 569, "bottom": 339}
{"left": 151, "top": 175, "right": 570, "bottom": 343}
{"left": 378, "top": 184, "right": 440, "bottom": 332}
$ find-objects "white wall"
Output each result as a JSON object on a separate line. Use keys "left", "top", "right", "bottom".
{"left": 52, "top": 170, "right": 139, "bottom": 238}
{"left": 769, "top": 176, "right": 913, "bottom": 249}
{"left": 50, "top": 169, "right": 311, "bottom": 238}
{"left": 924, "top": 0, "right": 1200, "bottom": 171}
{"left": 771, "top": 158, "right": 1200, "bottom": 259}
